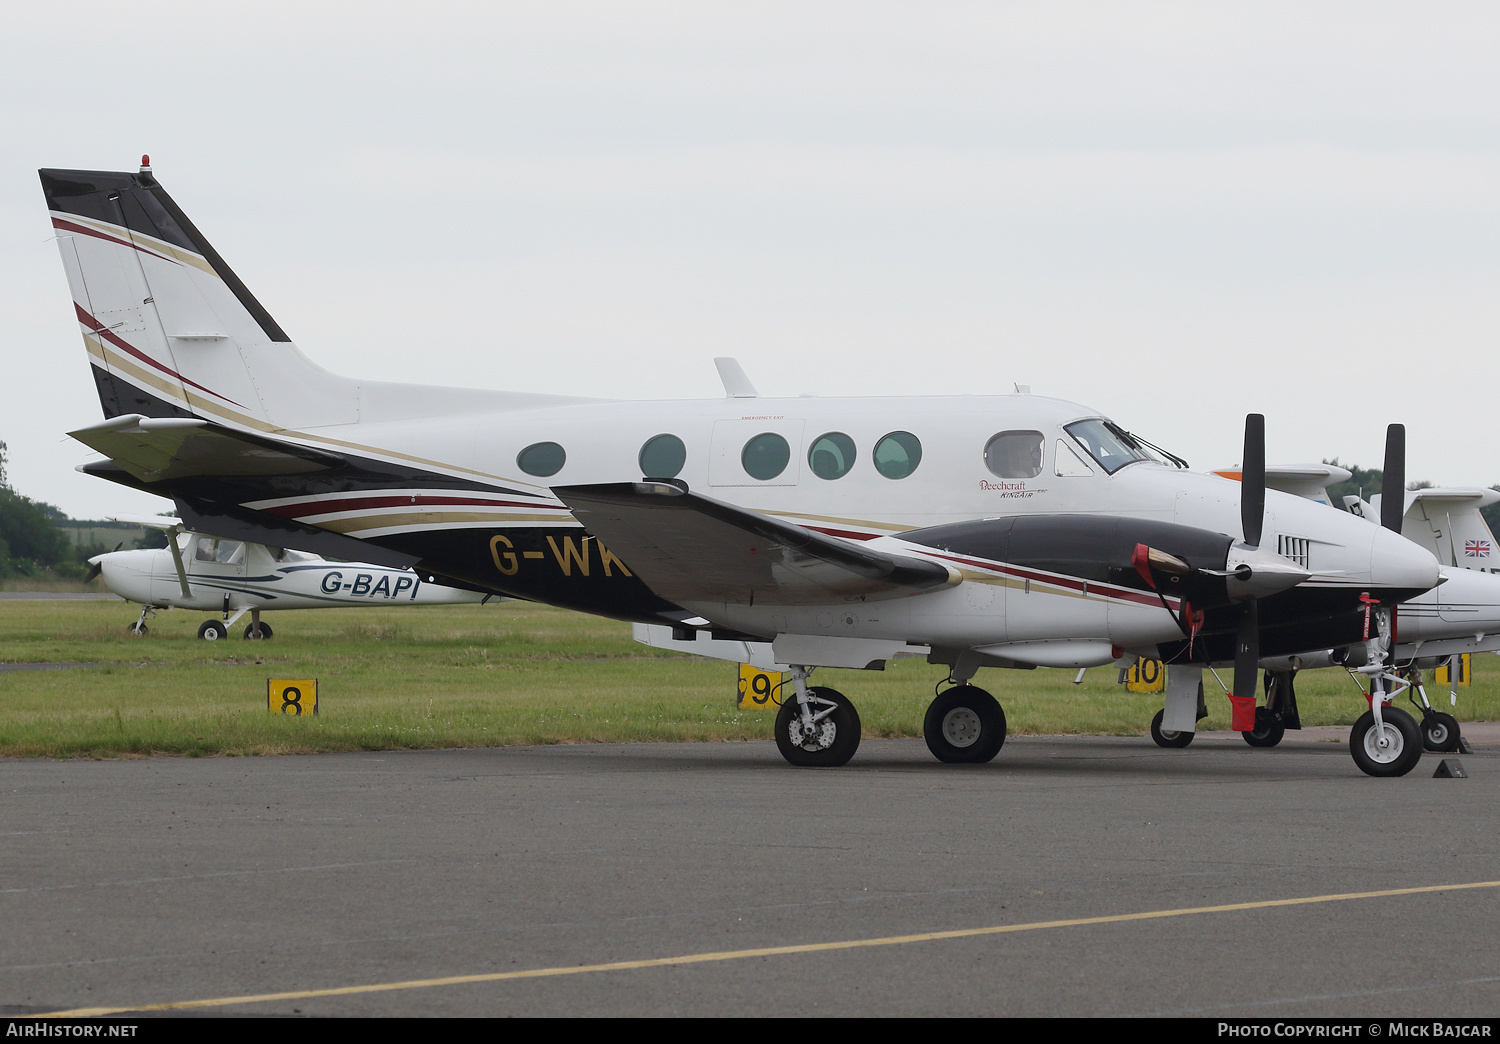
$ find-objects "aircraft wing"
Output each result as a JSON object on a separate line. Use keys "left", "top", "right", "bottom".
{"left": 105, "top": 513, "right": 184, "bottom": 531}
{"left": 553, "top": 481, "right": 958, "bottom": 606}
{"left": 69, "top": 414, "right": 343, "bottom": 482}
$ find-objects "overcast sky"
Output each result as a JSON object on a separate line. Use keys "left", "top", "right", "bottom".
{"left": 4, "top": 1, "right": 1499, "bottom": 517}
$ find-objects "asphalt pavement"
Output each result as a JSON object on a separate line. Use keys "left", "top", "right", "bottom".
{"left": 3, "top": 730, "right": 1498, "bottom": 1017}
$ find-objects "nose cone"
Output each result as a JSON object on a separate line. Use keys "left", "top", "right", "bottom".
{"left": 97, "top": 551, "right": 155, "bottom": 604}
{"left": 1370, "top": 524, "right": 1441, "bottom": 595}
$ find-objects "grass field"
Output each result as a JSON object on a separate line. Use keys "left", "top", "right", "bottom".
{"left": 1, "top": 599, "right": 1496, "bottom": 758}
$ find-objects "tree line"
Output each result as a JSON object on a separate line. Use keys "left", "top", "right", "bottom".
{"left": 0, "top": 441, "right": 150, "bottom": 580}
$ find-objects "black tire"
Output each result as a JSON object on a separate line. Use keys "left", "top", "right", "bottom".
{"left": 127, "top": 623, "right": 148, "bottom": 636}
{"left": 1422, "top": 711, "right": 1461, "bottom": 753}
{"left": 1350, "top": 707, "right": 1423, "bottom": 777}
{"left": 775, "top": 687, "right": 860, "bottom": 767}
{"left": 1150, "top": 709, "right": 1194, "bottom": 748}
{"left": 924, "top": 685, "right": 1006, "bottom": 763}
{"left": 244, "top": 622, "right": 274, "bottom": 640}
{"left": 198, "top": 620, "right": 228, "bottom": 641}
{"left": 1242, "top": 706, "right": 1285, "bottom": 748}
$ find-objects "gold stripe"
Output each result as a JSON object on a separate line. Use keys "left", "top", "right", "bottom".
{"left": 322, "top": 511, "right": 570, "bottom": 534}
{"left": 87, "top": 342, "right": 529, "bottom": 488}
{"left": 770, "top": 510, "right": 913, "bottom": 533}
{"left": 59, "top": 213, "right": 218, "bottom": 277}
{"left": 32, "top": 880, "right": 1500, "bottom": 1018}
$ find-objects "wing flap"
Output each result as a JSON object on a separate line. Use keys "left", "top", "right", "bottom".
{"left": 553, "top": 481, "right": 956, "bottom": 606}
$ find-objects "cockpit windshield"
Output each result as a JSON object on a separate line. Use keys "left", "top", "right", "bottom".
{"left": 1064, "top": 418, "right": 1187, "bottom": 474}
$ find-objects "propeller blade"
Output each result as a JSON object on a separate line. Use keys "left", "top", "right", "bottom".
{"left": 1231, "top": 598, "right": 1260, "bottom": 731}
{"left": 1241, "top": 414, "right": 1265, "bottom": 549}
{"left": 1380, "top": 423, "right": 1406, "bottom": 533}
{"left": 84, "top": 562, "right": 102, "bottom": 584}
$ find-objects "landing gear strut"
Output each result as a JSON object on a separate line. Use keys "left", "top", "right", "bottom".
{"left": 1242, "top": 669, "right": 1298, "bottom": 748}
{"left": 774, "top": 667, "right": 861, "bottom": 767}
{"left": 128, "top": 606, "right": 156, "bottom": 636}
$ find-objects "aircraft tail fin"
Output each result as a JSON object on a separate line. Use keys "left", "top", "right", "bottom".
{"left": 40, "top": 161, "right": 354, "bottom": 430}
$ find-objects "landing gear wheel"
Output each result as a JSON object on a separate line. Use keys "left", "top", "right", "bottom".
{"left": 243, "top": 622, "right": 274, "bottom": 640}
{"left": 1421, "top": 712, "right": 1461, "bottom": 753}
{"left": 198, "top": 620, "right": 229, "bottom": 641}
{"left": 127, "top": 623, "right": 148, "bottom": 636}
{"left": 1150, "top": 709, "right": 1193, "bottom": 749}
{"left": 923, "top": 685, "right": 1006, "bottom": 763}
{"left": 1242, "top": 706, "right": 1285, "bottom": 748}
{"left": 775, "top": 687, "right": 861, "bottom": 767}
{"left": 1350, "top": 707, "right": 1423, "bottom": 777}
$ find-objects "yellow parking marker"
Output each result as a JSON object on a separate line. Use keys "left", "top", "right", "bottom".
{"left": 35, "top": 880, "right": 1500, "bottom": 1018}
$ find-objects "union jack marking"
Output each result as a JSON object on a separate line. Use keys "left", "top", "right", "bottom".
{"left": 1465, "top": 539, "right": 1491, "bottom": 558}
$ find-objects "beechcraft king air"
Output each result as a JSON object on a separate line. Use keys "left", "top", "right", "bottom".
{"left": 40, "top": 160, "right": 1444, "bottom": 775}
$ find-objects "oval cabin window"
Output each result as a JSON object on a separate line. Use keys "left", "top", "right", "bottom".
{"left": 517, "top": 441, "right": 566, "bottom": 477}
{"left": 639, "top": 434, "right": 687, "bottom": 479}
{"left": 742, "top": 433, "right": 791, "bottom": 481}
{"left": 808, "top": 432, "right": 856, "bottom": 480}
{"left": 874, "top": 431, "right": 922, "bottom": 479}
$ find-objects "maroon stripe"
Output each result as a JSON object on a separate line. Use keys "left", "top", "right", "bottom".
{"left": 802, "top": 525, "right": 880, "bottom": 542}
{"left": 53, "top": 217, "right": 181, "bottom": 266}
{"left": 262, "top": 494, "right": 566, "bottom": 519}
{"left": 924, "top": 549, "right": 1174, "bottom": 610}
{"left": 76, "top": 304, "right": 243, "bottom": 407}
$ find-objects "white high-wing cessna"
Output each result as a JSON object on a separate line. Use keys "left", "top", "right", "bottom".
{"left": 85, "top": 516, "right": 489, "bottom": 640}
{"left": 40, "top": 160, "right": 1442, "bottom": 775}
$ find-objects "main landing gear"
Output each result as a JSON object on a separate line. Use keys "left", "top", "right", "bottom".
{"left": 924, "top": 684, "right": 1006, "bottom": 763}
{"left": 1149, "top": 709, "right": 1193, "bottom": 748}
{"left": 775, "top": 667, "right": 860, "bottom": 767}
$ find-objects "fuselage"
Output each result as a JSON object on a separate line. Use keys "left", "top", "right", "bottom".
{"left": 95, "top": 534, "right": 486, "bottom": 612}
{"left": 227, "top": 392, "right": 1438, "bottom": 663}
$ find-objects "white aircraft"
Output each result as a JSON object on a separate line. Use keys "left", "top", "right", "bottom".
{"left": 86, "top": 516, "right": 490, "bottom": 639}
{"left": 39, "top": 160, "right": 1444, "bottom": 775}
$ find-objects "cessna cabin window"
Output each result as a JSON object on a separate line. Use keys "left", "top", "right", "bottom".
{"left": 639, "top": 433, "right": 687, "bottom": 479}
{"left": 742, "top": 433, "right": 791, "bottom": 481}
{"left": 874, "top": 431, "right": 922, "bottom": 479}
{"left": 1064, "top": 419, "right": 1166, "bottom": 475}
{"left": 194, "top": 538, "right": 244, "bottom": 565}
{"left": 984, "top": 431, "right": 1044, "bottom": 479}
{"left": 517, "top": 441, "right": 566, "bottom": 477}
{"left": 808, "top": 432, "right": 856, "bottom": 480}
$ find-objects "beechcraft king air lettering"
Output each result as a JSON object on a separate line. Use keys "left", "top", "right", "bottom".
{"left": 40, "top": 160, "right": 1443, "bottom": 774}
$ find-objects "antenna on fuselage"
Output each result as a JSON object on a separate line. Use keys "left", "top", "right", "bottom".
{"left": 714, "top": 358, "right": 759, "bottom": 398}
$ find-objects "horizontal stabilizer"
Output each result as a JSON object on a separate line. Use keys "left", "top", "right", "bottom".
{"left": 69, "top": 414, "right": 343, "bottom": 482}
{"left": 553, "top": 481, "right": 957, "bottom": 605}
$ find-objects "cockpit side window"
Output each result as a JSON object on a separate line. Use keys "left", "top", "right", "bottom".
{"left": 1054, "top": 440, "right": 1094, "bottom": 476}
{"left": 1065, "top": 419, "right": 1163, "bottom": 475}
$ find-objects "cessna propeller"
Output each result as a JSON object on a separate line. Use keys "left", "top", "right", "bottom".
{"left": 83, "top": 542, "right": 123, "bottom": 584}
